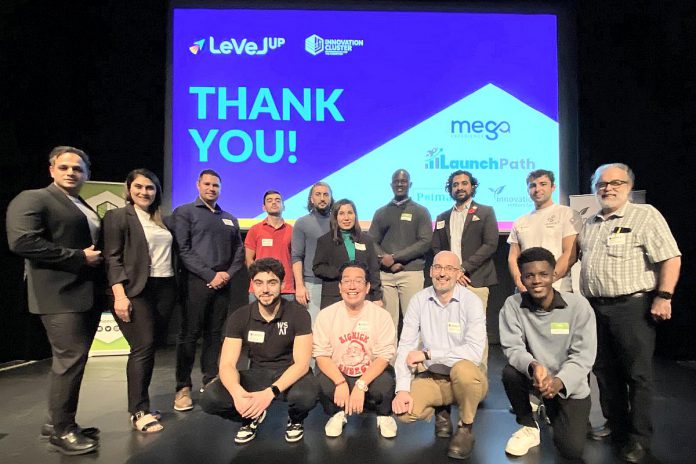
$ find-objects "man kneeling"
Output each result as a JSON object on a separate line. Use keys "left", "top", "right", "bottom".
{"left": 499, "top": 247, "right": 596, "bottom": 461}
{"left": 313, "top": 261, "right": 398, "bottom": 438}
{"left": 200, "top": 258, "right": 318, "bottom": 443}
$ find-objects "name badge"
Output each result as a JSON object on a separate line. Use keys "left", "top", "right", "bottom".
{"left": 355, "top": 242, "right": 366, "bottom": 251}
{"left": 436, "top": 220, "right": 445, "bottom": 230}
{"left": 607, "top": 234, "right": 627, "bottom": 246}
{"left": 447, "top": 322, "right": 461, "bottom": 334}
{"left": 262, "top": 238, "right": 273, "bottom": 247}
{"left": 248, "top": 330, "right": 265, "bottom": 343}
{"left": 550, "top": 322, "right": 570, "bottom": 335}
{"left": 356, "top": 320, "right": 370, "bottom": 332}
{"left": 222, "top": 219, "right": 234, "bottom": 226}
{"left": 401, "top": 213, "right": 412, "bottom": 222}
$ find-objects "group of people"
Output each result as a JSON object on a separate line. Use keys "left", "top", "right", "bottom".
{"left": 5, "top": 146, "right": 680, "bottom": 464}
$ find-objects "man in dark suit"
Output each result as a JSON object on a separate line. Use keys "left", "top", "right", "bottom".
{"left": 6, "top": 146, "right": 104, "bottom": 455}
{"left": 431, "top": 170, "right": 499, "bottom": 312}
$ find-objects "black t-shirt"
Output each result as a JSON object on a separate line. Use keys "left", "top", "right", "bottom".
{"left": 225, "top": 299, "right": 312, "bottom": 369}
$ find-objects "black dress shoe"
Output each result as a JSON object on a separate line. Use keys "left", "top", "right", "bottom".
{"left": 49, "top": 430, "right": 99, "bottom": 456}
{"left": 41, "top": 423, "right": 100, "bottom": 440}
{"left": 620, "top": 441, "right": 647, "bottom": 463}
{"left": 447, "top": 424, "right": 475, "bottom": 460}
{"left": 435, "top": 409, "right": 453, "bottom": 438}
{"left": 588, "top": 423, "right": 612, "bottom": 441}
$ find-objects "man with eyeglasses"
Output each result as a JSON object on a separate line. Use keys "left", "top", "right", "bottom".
{"left": 578, "top": 163, "right": 681, "bottom": 463}
{"left": 392, "top": 251, "right": 487, "bottom": 460}
{"left": 313, "top": 261, "right": 398, "bottom": 438}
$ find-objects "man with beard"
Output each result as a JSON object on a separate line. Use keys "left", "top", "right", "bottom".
{"left": 579, "top": 163, "right": 680, "bottom": 463}
{"left": 200, "top": 258, "right": 317, "bottom": 444}
{"left": 369, "top": 169, "right": 433, "bottom": 332}
{"left": 245, "top": 190, "right": 295, "bottom": 301}
{"left": 292, "top": 182, "right": 333, "bottom": 325}
{"left": 432, "top": 170, "right": 498, "bottom": 313}
{"left": 392, "top": 251, "right": 487, "bottom": 460}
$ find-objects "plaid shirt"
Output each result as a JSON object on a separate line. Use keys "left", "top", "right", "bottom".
{"left": 579, "top": 202, "right": 680, "bottom": 297}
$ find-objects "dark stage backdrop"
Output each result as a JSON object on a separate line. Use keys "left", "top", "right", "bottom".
{"left": 1, "top": 0, "right": 694, "bottom": 363}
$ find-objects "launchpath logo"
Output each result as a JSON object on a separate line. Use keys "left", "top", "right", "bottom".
{"left": 189, "top": 36, "right": 285, "bottom": 56}
{"left": 424, "top": 148, "right": 536, "bottom": 171}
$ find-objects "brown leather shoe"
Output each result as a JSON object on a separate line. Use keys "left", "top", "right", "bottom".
{"left": 435, "top": 409, "right": 453, "bottom": 438}
{"left": 448, "top": 423, "right": 475, "bottom": 460}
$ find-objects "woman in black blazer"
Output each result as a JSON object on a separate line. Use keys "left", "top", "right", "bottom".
{"left": 312, "top": 199, "right": 382, "bottom": 309}
{"left": 103, "top": 169, "right": 176, "bottom": 433}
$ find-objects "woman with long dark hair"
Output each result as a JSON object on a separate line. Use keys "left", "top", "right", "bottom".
{"left": 103, "top": 169, "right": 176, "bottom": 433}
{"left": 312, "top": 199, "right": 382, "bottom": 308}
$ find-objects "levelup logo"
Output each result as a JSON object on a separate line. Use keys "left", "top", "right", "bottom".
{"left": 305, "top": 34, "right": 324, "bottom": 56}
{"left": 189, "top": 39, "right": 205, "bottom": 55}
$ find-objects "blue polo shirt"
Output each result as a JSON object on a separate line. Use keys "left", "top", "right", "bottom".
{"left": 172, "top": 197, "right": 244, "bottom": 282}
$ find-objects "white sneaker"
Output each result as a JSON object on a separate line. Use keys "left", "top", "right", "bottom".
{"left": 376, "top": 415, "right": 397, "bottom": 438}
{"left": 505, "top": 425, "right": 540, "bottom": 456}
{"left": 325, "top": 411, "right": 347, "bottom": 437}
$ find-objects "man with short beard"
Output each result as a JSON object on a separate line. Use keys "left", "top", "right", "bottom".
{"left": 579, "top": 163, "right": 680, "bottom": 463}
{"left": 200, "top": 258, "right": 318, "bottom": 444}
{"left": 291, "top": 182, "right": 333, "bottom": 325}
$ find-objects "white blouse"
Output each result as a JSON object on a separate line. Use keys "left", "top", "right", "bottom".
{"left": 134, "top": 207, "right": 174, "bottom": 277}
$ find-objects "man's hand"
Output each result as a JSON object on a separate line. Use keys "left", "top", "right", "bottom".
{"left": 83, "top": 245, "right": 103, "bottom": 267}
{"left": 381, "top": 254, "right": 395, "bottom": 268}
{"left": 295, "top": 284, "right": 309, "bottom": 306}
{"left": 239, "top": 388, "right": 274, "bottom": 419}
{"left": 390, "top": 263, "right": 404, "bottom": 273}
{"left": 651, "top": 296, "right": 672, "bottom": 321}
{"left": 347, "top": 386, "right": 365, "bottom": 415}
{"left": 514, "top": 277, "right": 527, "bottom": 293}
{"left": 530, "top": 362, "right": 549, "bottom": 390}
{"left": 208, "top": 271, "right": 230, "bottom": 290}
{"left": 333, "top": 382, "right": 350, "bottom": 412}
{"left": 539, "top": 377, "right": 565, "bottom": 399}
{"left": 457, "top": 273, "right": 471, "bottom": 286}
{"left": 406, "top": 350, "right": 426, "bottom": 368}
{"left": 113, "top": 297, "right": 132, "bottom": 323}
{"left": 392, "top": 391, "right": 413, "bottom": 415}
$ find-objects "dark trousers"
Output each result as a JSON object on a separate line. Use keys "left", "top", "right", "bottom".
{"left": 317, "top": 366, "right": 395, "bottom": 416}
{"left": 40, "top": 310, "right": 101, "bottom": 435}
{"left": 200, "top": 368, "right": 318, "bottom": 423}
{"left": 112, "top": 277, "right": 176, "bottom": 413}
{"left": 503, "top": 364, "right": 590, "bottom": 461}
{"left": 590, "top": 294, "right": 655, "bottom": 446}
{"left": 175, "top": 274, "right": 231, "bottom": 390}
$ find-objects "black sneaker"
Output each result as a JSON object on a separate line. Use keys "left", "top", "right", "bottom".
{"left": 234, "top": 410, "right": 267, "bottom": 444}
{"left": 285, "top": 420, "right": 304, "bottom": 443}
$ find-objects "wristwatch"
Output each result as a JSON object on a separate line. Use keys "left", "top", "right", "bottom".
{"left": 423, "top": 350, "right": 431, "bottom": 361}
{"left": 355, "top": 379, "right": 369, "bottom": 392}
{"left": 656, "top": 291, "right": 673, "bottom": 300}
{"left": 270, "top": 384, "right": 281, "bottom": 397}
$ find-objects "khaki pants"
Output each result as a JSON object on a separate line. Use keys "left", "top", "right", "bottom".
{"left": 398, "top": 359, "right": 488, "bottom": 425}
{"left": 380, "top": 270, "right": 424, "bottom": 331}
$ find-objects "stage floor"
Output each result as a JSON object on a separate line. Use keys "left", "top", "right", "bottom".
{"left": 1, "top": 346, "right": 694, "bottom": 464}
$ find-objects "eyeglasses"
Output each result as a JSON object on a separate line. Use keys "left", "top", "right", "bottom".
{"left": 595, "top": 180, "right": 629, "bottom": 190}
{"left": 431, "top": 264, "right": 460, "bottom": 273}
{"left": 340, "top": 278, "right": 366, "bottom": 286}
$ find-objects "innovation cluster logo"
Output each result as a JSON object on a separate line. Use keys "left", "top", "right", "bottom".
{"left": 304, "top": 34, "right": 364, "bottom": 56}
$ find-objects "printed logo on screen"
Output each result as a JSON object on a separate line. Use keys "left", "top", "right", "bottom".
{"left": 424, "top": 148, "right": 535, "bottom": 172}
{"left": 190, "top": 36, "right": 285, "bottom": 56}
{"left": 450, "top": 119, "right": 510, "bottom": 141}
{"left": 489, "top": 185, "right": 531, "bottom": 208}
{"left": 305, "top": 34, "right": 364, "bottom": 56}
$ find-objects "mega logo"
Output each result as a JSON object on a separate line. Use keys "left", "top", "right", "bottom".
{"left": 194, "top": 36, "right": 286, "bottom": 56}
{"left": 450, "top": 119, "right": 511, "bottom": 140}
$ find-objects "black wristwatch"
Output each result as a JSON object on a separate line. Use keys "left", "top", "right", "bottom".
{"left": 656, "top": 291, "right": 673, "bottom": 300}
{"left": 270, "top": 384, "right": 281, "bottom": 397}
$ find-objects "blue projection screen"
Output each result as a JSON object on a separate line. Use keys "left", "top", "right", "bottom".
{"left": 170, "top": 8, "right": 559, "bottom": 230}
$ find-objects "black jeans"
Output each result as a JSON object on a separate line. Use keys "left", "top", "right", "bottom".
{"left": 112, "top": 277, "right": 176, "bottom": 413}
{"left": 316, "top": 365, "right": 395, "bottom": 416}
{"left": 40, "top": 310, "right": 101, "bottom": 435}
{"left": 503, "top": 364, "right": 590, "bottom": 461}
{"left": 175, "top": 274, "right": 230, "bottom": 391}
{"left": 200, "top": 368, "right": 318, "bottom": 423}
{"left": 590, "top": 293, "right": 655, "bottom": 447}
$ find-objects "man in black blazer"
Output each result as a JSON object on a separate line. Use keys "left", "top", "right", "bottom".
{"left": 431, "top": 170, "right": 499, "bottom": 312}
{"left": 6, "top": 146, "right": 104, "bottom": 455}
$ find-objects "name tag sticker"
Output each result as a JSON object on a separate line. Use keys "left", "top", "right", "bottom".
{"left": 356, "top": 321, "right": 370, "bottom": 332}
{"left": 607, "top": 234, "right": 627, "bottom": 246}
{"left": 222, "top": 219, "right": 234, "bottom": 226}
{"left": 401, "top": 213, "right": 413, "bottom": 222}
{"left": 261, "top": 238, "right": 273, "bottom": 247}
{"left": 248, "top": 330, "right": 265, "bottom": 343}
{"left": 355, "top": 242, "right": 366, "bottom": 251}
{"left": 550, "top": 322, "right": 570, "bottom": 335}
{"left": 447, "top": 322, "right": 461, "bottom": 334}
{"left": 436, "top": 220, "right": 445, "bottom": 230}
